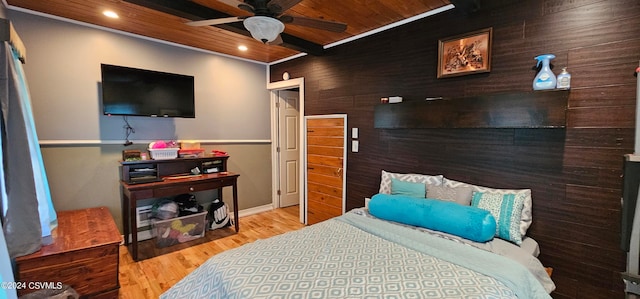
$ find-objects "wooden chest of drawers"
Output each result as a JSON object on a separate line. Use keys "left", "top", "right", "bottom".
{"left": 15, "top": 207, "right": 121, "bottom": 298}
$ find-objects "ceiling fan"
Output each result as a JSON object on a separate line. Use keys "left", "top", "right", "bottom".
{"left": 186, "top": 0, "right": 347, "bottom": 44}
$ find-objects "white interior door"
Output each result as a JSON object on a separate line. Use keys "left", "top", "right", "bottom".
{"left": 277, "top": 90, "right": 300, "bottom": 207}
{"left": 268, "top": 77, "right": 305, "bottom": 223}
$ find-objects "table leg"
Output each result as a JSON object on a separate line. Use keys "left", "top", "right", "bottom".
{"left": 122, "top": 191, "right": 130, "bottom": 246}
{"left": 233, "top": 180, "right": 239, "bottom": 232}
{"left": 130, "top": 203, "right": 138, "bottom": 261}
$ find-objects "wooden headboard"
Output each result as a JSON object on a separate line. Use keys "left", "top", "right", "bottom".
{"left": 0, "top": 19, "right": 26, "bottom": 63}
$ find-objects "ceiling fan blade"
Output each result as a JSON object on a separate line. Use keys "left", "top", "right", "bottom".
{"left": 280, "top": 15, "right": 347, "bottom": 32}
{"left": 267, "top": 0, "right": 302, "bottom": 14}
{"left": 186, "top": 17, "right": 244, "bottom": 27}
{"left": 268, "top": 34, "right": 284, "bottom": 45}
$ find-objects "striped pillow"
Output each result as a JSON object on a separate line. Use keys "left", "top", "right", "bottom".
{"left": 471, "top": 191, "right": 526, "bottom": 245}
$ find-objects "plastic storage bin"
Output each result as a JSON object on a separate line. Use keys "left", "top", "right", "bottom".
{"left": 151, "top": 211, "right": 207, "bottom": 248}
{"left": 148, "top": 148, "right": 179, "bottom": 160}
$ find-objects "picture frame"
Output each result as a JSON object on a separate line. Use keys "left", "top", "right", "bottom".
{"left": 437, "top": 27, "right": 493, "bottom": 78}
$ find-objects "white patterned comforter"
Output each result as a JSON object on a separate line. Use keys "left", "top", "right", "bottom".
{"left": 161, "top": 211, "right": 553, "bottom": 299}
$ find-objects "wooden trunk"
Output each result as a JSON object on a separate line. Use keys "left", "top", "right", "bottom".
{"left": 15, "top": 207, "right": 121, "bottom": 298}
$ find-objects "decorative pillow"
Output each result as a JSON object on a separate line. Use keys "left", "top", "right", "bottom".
{"left": 379, "top": 170, "right": 443, "bottom": 194}
{"left": 426, "top": 185, "right": 474, "bottom": 206}
{"left": 369, "top": 193, "right": 496, "bottom": 243}
{"left": 471, "top": 191, "right": 526, "bottom": 245}
{"left": 391, "top": 178, "right": 426, "bottom": 198}
{"left": 444, "top": 177, "right": 532, "bottom": 237}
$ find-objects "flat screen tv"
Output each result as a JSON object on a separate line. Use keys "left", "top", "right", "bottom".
{"left": 101, "top": 64, "right": 195, "bottom": 118}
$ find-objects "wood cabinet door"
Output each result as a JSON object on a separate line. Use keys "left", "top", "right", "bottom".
{"left": 305, "top": 115, "right": 346, "bottom": 225}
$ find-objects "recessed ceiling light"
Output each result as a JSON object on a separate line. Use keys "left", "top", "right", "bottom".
{"left": 238, "top": 45, "right": 248, "bottom": 51}
{"left": 103, "top": 10, "right": 119, "bottom": 19}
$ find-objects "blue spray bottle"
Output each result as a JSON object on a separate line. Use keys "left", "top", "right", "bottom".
{"left": 533, "top": 54, "right": 556, "bottom": 90}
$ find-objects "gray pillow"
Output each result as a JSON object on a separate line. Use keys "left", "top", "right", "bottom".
{"left": 426, "top": 185, "right": 473, "bottom": 206}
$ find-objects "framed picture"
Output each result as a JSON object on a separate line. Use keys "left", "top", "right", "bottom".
{"left": 437, "top": 27, "right": 493, "bottom": 78}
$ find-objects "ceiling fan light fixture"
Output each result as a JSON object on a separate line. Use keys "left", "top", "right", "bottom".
{"left": 243, "top": 16, "right": 284, "bottom": 43}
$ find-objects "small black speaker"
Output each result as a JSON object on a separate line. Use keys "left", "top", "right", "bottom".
{"left": 621, "top": 156, "right": 640, "bottom": 251}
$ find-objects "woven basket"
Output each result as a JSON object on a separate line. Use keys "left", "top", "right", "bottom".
{"left": 148, "top": 148, "right": 179, "bottom": 160}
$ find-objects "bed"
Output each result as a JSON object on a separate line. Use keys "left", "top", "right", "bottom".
{"left": 161, "top": 171, "right": 555, "bottom": 299}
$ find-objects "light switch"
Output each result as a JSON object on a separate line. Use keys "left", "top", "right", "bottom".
{"left": 352, "top": 140, "right": 359, "bottom": 152}
{"left": 352, "top": 127, "right": 358, "bottom": 139}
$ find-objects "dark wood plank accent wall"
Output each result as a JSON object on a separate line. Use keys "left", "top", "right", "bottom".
{"left": 271, "top": 0, "right": 640, "bottom": 298}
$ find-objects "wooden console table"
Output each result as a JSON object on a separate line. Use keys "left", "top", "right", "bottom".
{"left": 15, "top": 207, "right": 121, "bottom": 298}
{"left": 121, "top": 171, "right": 240, "bottom": 261}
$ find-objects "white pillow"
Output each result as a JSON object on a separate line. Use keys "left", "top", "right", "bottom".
{"left": 443, "top": 177, "right": 532, "bottom": 238}
{"left": 379, "top": 170, "right": 443, "bottom": 194}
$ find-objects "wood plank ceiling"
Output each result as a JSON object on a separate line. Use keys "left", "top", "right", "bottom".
{"left": 4, "top": 0, "right": 452, "bottom": 63}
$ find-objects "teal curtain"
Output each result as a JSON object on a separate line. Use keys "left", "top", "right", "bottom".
{"left": 1, "top": 41, "right": 57, "bottom": 259}
{"left": 10, "top": 45, "right": 57, "bottom": 242}
{"left": 0, "top": 96, "right": 16, "bottom": 299}
{"left": 0, "top": 43, "right": 17, "bottom": 299}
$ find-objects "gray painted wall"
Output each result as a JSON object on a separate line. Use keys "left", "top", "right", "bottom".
{"left": 41, "top": 143, "right": 272, "bottom": 232}
{"left": 8, "top": 10, "right": 270, "bottom": 142}
{"left": 6, "top": 10, "right": 274, "bottom": 231}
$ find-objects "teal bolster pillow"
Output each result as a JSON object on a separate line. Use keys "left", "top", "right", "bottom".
{"left": 369, "top": 193, "right": 496, "bottom": 242}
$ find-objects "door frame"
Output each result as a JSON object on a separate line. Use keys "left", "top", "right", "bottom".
{"left": 267, "top": 77, "right": 305, "bottom": 223}
{"left": 304, "top": 114, "right": 348, "bottom": 224}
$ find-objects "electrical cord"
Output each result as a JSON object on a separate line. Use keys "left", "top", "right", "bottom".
{"left": 123, "top": 116, "right": 135, "bottom": 146}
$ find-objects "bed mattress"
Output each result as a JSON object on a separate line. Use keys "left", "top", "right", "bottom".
{"left": 160, "top": 210, "right": 554, "bottom": 298}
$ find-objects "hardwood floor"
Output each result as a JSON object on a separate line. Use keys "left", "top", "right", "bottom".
{"left": 118, "top": 206, "right": 304, "bottom": 299}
